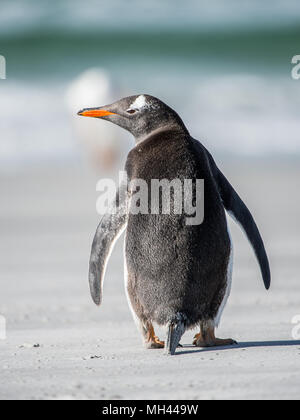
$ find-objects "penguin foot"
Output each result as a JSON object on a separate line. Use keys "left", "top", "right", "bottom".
{"left": 193, "top": 334, "right": 237, "bottom": 348}
{"left": 193, "top": 321, "right": 238, "bottom": 348}
{"left": 193, "top": 333, "right": 237, "bottom": 348}
{"left": 144, "top": 324, "right": 165, "bottom": 349}
{"left": 145, "top": 336, "right": 165, "bottom": 349}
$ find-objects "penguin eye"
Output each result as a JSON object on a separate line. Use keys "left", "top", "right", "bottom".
{"left": 126, "top": 109, "right": 137, "bottom": 115}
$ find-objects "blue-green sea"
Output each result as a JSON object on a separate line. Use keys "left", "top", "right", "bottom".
{"left": 1, "top": 0, "right": 300, "bottom": 166}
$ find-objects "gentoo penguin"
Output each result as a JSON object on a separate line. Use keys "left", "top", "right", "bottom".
{"left": 78, "top": 94, "right": 271, "bottom": 355}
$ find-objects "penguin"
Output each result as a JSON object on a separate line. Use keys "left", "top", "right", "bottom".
{"left": 78, "top": 94, "right": 271, "bottom": 355}
{"left": 66, "top": 68, "right": 124, "bottom": 171}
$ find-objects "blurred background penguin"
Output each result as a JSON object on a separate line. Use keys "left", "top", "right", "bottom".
{"left": 66, "top": 68, "right": 122, "bottom": 173}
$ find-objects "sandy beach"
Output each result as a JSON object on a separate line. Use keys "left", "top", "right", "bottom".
{"left": 0, "top": 159, "right": 299, "bottom": 400}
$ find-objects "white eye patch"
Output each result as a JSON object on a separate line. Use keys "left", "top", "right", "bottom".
{"left": 127, "top": 95, "right": 147, "bottom": 112}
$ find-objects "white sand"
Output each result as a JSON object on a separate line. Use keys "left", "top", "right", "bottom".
{"left": 0, "top": 160, "right": 300, "bottom": 400}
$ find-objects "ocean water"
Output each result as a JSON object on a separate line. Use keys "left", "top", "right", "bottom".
{"left": 1, "top": 0, "right": 300, "bottom": 167}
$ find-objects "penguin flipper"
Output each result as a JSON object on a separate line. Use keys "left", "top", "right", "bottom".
{"left": 214, "top": 165, "right": 271, "bottom": 290}
{"left": 89, "top": 191, "right": 128, "bottom": 306}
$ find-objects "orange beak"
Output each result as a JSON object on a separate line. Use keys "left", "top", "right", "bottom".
{"left": 77, "top": 109, "right": 116, "bottom": 118}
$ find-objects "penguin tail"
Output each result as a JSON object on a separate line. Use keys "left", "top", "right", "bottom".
{"left": 165, "top": 313, "right": 187, "bottom": 356}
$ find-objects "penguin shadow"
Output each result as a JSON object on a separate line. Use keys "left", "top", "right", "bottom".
{"left": 177, "top": 340, "right": 300, "bottom": 355}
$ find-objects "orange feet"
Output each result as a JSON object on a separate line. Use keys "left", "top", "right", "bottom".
{"left": 145, "top": 324, "right": 165, "bottom": 349}
{"left": 193, "top": 322, "right": 237, "bottom": 348}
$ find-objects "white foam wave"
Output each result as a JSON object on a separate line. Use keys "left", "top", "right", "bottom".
{"left": 0, "top": 74, "right": 299, "bottom": 170}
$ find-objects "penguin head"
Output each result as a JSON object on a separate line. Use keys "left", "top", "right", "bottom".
{"left": 78, "top": 94, "right": 188, "bottom": 142}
